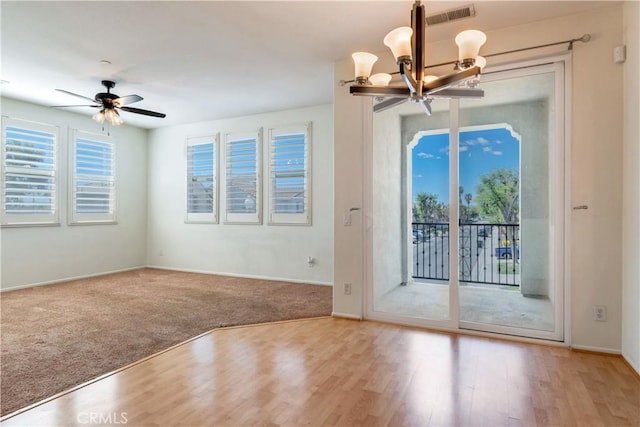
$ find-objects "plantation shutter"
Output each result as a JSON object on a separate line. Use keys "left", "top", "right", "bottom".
{"left": 186, "top": 135, "right": 218, "bottom": 223}
{"left": 223, "top": 130, "right": 261, "bottom": 224}
{"left": 267, "top": 123, "right": 311, "bottom": 225}
{"left": 71, "top": 131, "right": 116, "bottom": 224}
{"left": 1, "top": 118, "right": 59, "bottom": 226}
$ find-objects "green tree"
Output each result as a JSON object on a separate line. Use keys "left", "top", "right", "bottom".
{"left": 414, "top": 192, "right": 449, "bottom": 223}
{"left": 475, "top": 169, "right": 519, "bottom": 224}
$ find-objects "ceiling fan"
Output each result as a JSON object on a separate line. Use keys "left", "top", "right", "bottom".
{"left": 53, "top": 80, "right": 166, "bottom": 126}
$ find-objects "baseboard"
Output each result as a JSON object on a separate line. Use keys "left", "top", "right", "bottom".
{"left": 0, "top": 266, "right": 146, "bottom": 292}
{"left": 621, "top": 350, "right": 640, "bottom": 378}
{"left": 146, "top": 265, "right": 333, "bottom": 287}
{"left": 332, "top": 312, "right": 362, "bottom": 320}
{"left": 570, "top": 344, "right": 622, "bottom": 355}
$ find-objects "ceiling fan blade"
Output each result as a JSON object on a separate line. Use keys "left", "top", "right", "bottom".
{"left": 55, "top": 89, "right": 96, "bottom": 103}
{"left": 119, "top": 106, "right": 166, "bottom": 118}
{"left": 50, "top": 104, "right": 100, "bottom": 108}
{"left": 114, "top": 94, "right": 143, "bottom": 106}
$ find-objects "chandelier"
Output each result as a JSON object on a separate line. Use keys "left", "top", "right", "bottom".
{"left": 347, "top": 0, "right": 487, "bottom": 114}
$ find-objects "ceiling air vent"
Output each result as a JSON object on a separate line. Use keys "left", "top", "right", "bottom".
{"left": 426, "top": 4, "right": 476, "bottom": 26}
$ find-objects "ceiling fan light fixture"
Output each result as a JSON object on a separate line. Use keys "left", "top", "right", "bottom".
{"left": 93, "top": 109, "right": 106, "bottom": 124}
{"left": 104, "top": 108, "right": 123, "bottom": 126}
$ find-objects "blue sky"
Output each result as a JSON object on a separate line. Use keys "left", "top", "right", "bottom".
{"left": 412, "top": 127, "right": 519, "bottom": 204}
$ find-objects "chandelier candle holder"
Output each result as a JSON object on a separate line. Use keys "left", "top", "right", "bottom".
{"left": 346, "top": 0, "right": 487, "bottom": 115}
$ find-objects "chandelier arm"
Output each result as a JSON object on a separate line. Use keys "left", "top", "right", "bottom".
{"left": 419, "top": 99, "right": 432, "bottom": 116}
{"left": 424, "top": 66, "right": 480, "bottom": 94}
{"left": 373, "top": 98, "right": 408, "bottom": 113}
{"left": 429, "top": 88, "right": 484, "bottom": 98}
{"left": 412, "top": 1, "right": 425, "bottom": 94}
{"left": 399, "top": 62, "right": 419, "bottom": 94}
{"left": 349, "top": 86, "right": 410, "bottom": 97}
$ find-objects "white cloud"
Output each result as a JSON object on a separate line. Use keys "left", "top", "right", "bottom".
{"left": 492, "top": 151, "right": 503, "bottom": 156}
{"left": 464, "top": 137, "right": 490, "bottom": 146}
{"left": 439, "top": 146, "right": 449, "bottom": 153}
{"left": 436, "top": 156, "right": 441, "bottom": 160}
{"left": 495, "top": 140, "right": 504, "bottom": 145}
{"left": 482, "top": 146, "right": 492, "bottom": 152}
{"left": 459, "top": 146, "right": 469, "bottom": 152}
{"left": 417, "top": 152, "right": 434, "bottom": 159}
{"left": 414, "top": 174, "right": 423, "bottom": 178}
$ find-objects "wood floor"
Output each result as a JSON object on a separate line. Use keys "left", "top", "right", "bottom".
{"left": 2, "top": 318, "right": 638, "bottom": 426}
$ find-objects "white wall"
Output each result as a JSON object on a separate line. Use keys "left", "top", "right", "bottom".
{"left": 334, "top": 4, "right": 628, "bottom": 351}
{"left": 622, "top": 0, "right": 640, "bottom": 374}
{"left": 0, "top": 98, "right": 148, "bottom": 290}
{"left": 146, "top": 104, "right": 333, "bottom": 285}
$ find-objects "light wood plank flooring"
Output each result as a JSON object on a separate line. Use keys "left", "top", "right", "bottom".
{"left": 2, "top": 318, "right": 638, "bottom": 426}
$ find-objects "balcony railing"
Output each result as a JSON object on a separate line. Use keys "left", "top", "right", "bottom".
{"left": 412, "top": 222, "right": 520, "bottom": 286}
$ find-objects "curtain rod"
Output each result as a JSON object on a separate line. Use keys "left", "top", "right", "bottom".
{"left": 339, "top": 34, "right": 591, "bottom": 86}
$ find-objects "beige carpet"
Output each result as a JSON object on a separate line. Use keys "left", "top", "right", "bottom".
{"left": 0, "top": 268, "right": 333, "bottom": 416}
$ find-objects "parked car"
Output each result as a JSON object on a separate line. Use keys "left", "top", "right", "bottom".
{"left": 412, "top": 230, "right": 426, "bottom": 243}
{"left": 495, "top": 246, "right": 520, "bottom": 259}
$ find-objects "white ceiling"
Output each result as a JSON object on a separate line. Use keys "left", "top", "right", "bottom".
{"left": 0, "top": 1, "right": 614, "bottom": 129}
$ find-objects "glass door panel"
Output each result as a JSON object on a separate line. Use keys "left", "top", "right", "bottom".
{"left": 457, "top": 65, "right": 564, "bottom": 340}
{"left": 371, "top": 99, "right": 451, "bottom": 322}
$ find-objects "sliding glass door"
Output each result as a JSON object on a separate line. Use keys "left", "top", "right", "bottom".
{"left": 367, "top": 59, "right": 566, "bottom": 341}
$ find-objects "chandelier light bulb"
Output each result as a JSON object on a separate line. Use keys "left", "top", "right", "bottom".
{"left": 369, "top": 73, "right": 392, "bottom": 87}
{"left": 475, "top": 55, "right": 487, "bottom": 70}
{"left": 384, "top": 26, "right": 413, "bottom": 63}
{"left": 455, "top": 30, "right": 487, "bottom": 68}
{"left": 352, "top": 52, "right": 379, "bottom": 84}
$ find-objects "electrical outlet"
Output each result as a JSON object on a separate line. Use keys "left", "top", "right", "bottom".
{"left": 344, "top": 283, "right": 352, "bottom": 295}
{"left": 594, "top": 305, "right": 607, "bottom": 321}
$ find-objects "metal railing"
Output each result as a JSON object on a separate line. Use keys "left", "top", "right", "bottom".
{"left": 412, "top": 222, "right": 520, "bottom": 286}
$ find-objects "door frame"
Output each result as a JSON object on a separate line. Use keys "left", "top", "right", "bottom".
{"left": 363, "top": 53, "right": 572, "bottom": 344}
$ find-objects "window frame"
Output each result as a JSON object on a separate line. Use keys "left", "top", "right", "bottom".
{"left": 1, "top": 117, "right": 60, "bottom": 227}
{"left": 185, "top": 134, "right": 219, "bottom": 224}
{"left": 223, "top": 129, "right": 262, "bottom": 225}
{"left": 69, "top": 129, "right": 116, "bottom": 225}
{"left": 267, "top": 123, "right": 312, "bottom": 226}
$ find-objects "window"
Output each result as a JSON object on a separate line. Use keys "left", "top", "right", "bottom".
{"left": 70, "top": 131, "right": 115, "bottom": 224}
{"left": 1, "top": 118, "right": 59, "bottom": 226}
{"left": 186, "top": 135, "right": 218, "bottom": 223}
{"left": 267, "top": 123, "right": 311, "bottom": 225}
{"left": 224, "top": 130, "right": 262, "bottom": 224}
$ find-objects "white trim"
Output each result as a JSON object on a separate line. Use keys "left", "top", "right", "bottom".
{"left": 332, "top": 312, "right": 362, "bottom": 320}
{"left": 0, "top": 266, "right": 144, "bottom": 292}
{"left": 571, "top": 345, "right": 622, "bottom": 355}
{"left": 145, "top": 265, "right": 333, "bottom": 287}
{"left": 562, "top": 53, "right": 573, "bottom": 348}
{"left": 622, "top": 351, "right": 640, "bottom": 375}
